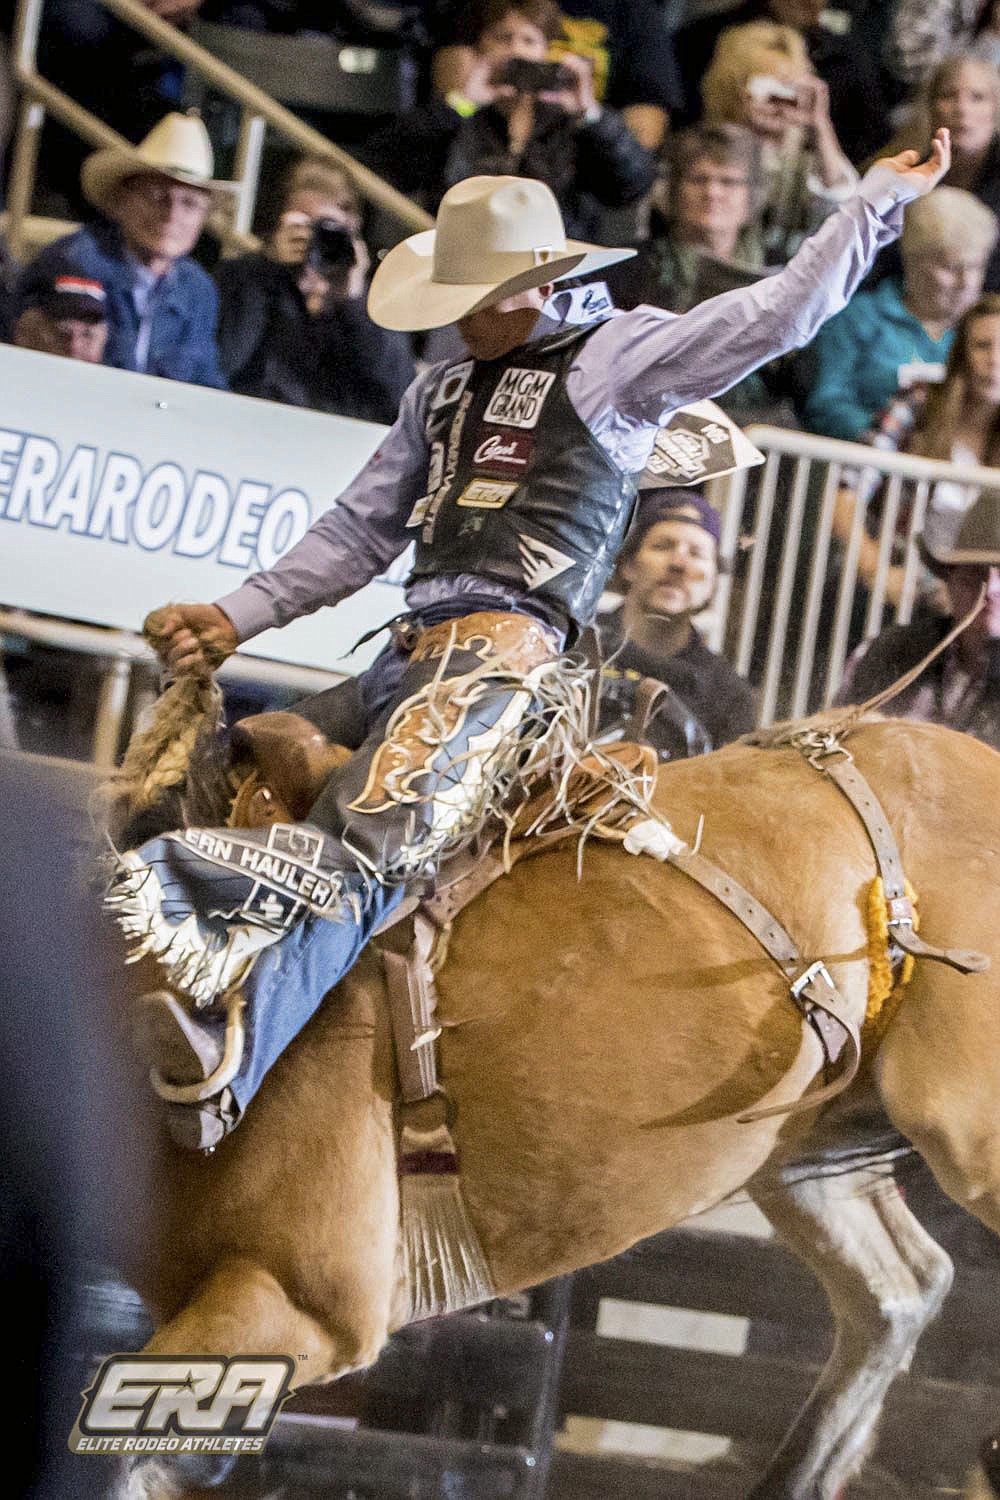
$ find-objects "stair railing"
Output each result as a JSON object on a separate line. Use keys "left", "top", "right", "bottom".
{"left": 6, "top": 0, "right": 432, "bottom": 260}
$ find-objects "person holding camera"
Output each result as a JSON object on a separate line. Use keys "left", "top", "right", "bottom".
{"left": 363, "top": 0, "right": 654, "bottom": 242}
{"left": 700, "top": 21, "right": 858, "bottom": 264}
{"left": 215, "top": 158, "right": 414, "bottom": 423}
{"left": 676, "top": 0, "right": 888, "bottom": 167}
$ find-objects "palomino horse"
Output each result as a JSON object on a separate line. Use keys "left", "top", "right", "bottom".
{"left": 90, "top": 716, "right": 999, "bottom": 1498}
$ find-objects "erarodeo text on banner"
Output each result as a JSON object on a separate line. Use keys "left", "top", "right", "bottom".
{"left": 0, "top": 432, "right": 312, "bottom": 570}
{"left": 0, "top": 346, "right": 407, "bottom": 673}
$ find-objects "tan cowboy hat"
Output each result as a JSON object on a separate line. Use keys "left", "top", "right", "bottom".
{"left": 368, "top": 175, "right": 636, "bottom": 332}
{"left": 81, "top": 111, "right": 237, "bottom": 214}
{"left": 920, "top": 490, "right": 1000, "bottom": 572}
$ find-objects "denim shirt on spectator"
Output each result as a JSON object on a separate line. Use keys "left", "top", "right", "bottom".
{"left": 16, "top": 218, "right": 228, "bottom": 390}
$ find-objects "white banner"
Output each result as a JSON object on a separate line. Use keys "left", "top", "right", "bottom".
{"left": 0, "top": 345, "right": 405, "bottom": 672}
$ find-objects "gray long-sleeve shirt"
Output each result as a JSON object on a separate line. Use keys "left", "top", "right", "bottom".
{"left": 217, "top": 165, "right": 916, "bottom": 645}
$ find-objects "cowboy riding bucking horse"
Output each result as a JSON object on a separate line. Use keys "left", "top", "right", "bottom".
{"left": 107, "top": 133, "right": 952, "bottom": 1151}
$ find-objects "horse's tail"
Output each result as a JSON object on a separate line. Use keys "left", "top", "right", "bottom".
{"left": 108, "top": 1457, "right": 186, "bottom": 1500}
{"left": 111, "top": 1453, "right": 240, "bottom": 1500}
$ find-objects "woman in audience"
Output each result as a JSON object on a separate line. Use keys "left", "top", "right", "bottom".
{"left": 802, "top": 187, "right": 997, "bottom": 441}
{"left": 610, "top": 122, "right": 792, "bottom": 421}
{"left": 430, "top": 0, "right": 683, "bottom": 151}
{"left": 885, "top": 0, "right": 982, "bottom": 92}
{"left": 363, "top": 0, "right": 654, "bottom": 242}
{"left": 700, "top": 20, "right": 857, "bottom": 262}
{"left": 613, "top": 123, "right": 766, "bottom": 312}
{"left": 832, "top": 292, "right": 1000, "bottom": 609}
{"left": 880, "top": 55, "right": 1000, "bottom": 290}
{"left": 215, "top": 157, "right": 414, "bottom": 422}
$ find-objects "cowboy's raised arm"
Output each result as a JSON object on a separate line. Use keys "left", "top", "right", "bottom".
{"left": 146, "top": 371, "right": 432, "bottom": 673}
{"left": 575, "top": 132, "right": 951, "bottom": 429}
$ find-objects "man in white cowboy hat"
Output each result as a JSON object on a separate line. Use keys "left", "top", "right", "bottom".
{"left": 839, "top": 489, "right": 1000, "bottom": 750}
{"left": 112, "top": 134, "right": 952, "bottom": 1151}
{"left": 16, "top": 111, "right": 231, "bottom": 389}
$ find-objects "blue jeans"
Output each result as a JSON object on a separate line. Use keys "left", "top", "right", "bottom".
{"left": 122, "top": 603, "right": 558, "bottom": 1119}
{"left": 230, "top": 878, "right": 405, "bottom": 1112}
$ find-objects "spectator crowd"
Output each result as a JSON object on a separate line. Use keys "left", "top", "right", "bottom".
{"left": 0, "top": 0, "right": 999, "bottom": 757}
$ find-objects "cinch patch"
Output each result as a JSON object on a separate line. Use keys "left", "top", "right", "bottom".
{"left": 430, "top": 360, "right": 474, "bottom": 411}
{"left": 647, "top": 415, "right": 735, "bottom": 484}
{"left": 483, "top": 368, "right": 556, "bottom": 429}
{"left": 456, "top": 479, "right": 517, "bottom": 509}
{"left": 471, "top": 430, "right": 534, "bottom": 473}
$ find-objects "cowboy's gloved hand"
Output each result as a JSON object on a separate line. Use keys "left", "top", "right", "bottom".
{"left": 143, "top": 603, "right": 238, "bottom": 676}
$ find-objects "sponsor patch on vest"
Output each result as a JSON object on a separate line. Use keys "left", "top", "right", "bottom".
{"left": 422, "top": 389, "right": 474, "bottom": 541}
{"left": 406, "top": 494, "right": 432, "bottom": 528}
{"left": 517, "top": 532, "right": 576, "bottom": 590}
{"left": 456, "top": 478, "right": 517, "bottom": 509}
{"left": 430, "top": 360, "right": 474, "bottom": 410}
{"left": 471, "top": 430, "right": 534, "bottom": 472}
{"left": 483, "top": 368, "right": 556, "bottom": 429}
{"left": 427, "top": 440, "right": 445, "bottom": 492}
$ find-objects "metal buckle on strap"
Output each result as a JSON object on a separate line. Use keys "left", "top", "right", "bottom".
{"left": 790, "top": 958, "right": 836, "bottom": 1005}
{"left": 886, "top": 894, "right": 915, "bottom": 928}
{"left": 412, "top": 1025, "right": 443, "bottom": 1050}
{"left": 793, "top": 730, "right": 854, "bottom": 771}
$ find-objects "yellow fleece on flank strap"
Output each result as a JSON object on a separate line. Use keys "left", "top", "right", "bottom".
{"left": 864, "top": 877, "right": 919, "bottom": 1057}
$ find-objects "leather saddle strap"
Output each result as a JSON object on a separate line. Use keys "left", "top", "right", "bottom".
{"left": 667, "top": 847, "right": 862, "bottom": 1122}
{"left": 810, "top": 753, "right": 989, "bottom": 975}
{"left": 380, "top": 912, "right": 442, "bottom": 1105}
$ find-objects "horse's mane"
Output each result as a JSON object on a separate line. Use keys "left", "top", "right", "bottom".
{"left": 95, "top": 675, "right": 232, "bottom": 851}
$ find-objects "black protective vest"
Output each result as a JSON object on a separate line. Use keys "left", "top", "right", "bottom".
{"left": 408, "top": 322, "right": 639, "bottom": 637}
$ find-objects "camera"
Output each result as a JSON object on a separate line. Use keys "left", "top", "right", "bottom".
{"left": 304, "top": 218, "right": 357, "bottom": 278}
{"left": 496, "top": 57, "right": 574, "bottom": 94}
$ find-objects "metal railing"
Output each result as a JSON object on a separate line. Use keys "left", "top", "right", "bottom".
{"left": 0, "top": 608, "right": 344, "bottom": 766}
{"left": 7, "top": 428, "right": 1000, "bottom": 760}
{"left": 706, "top": 427, "right": 1000, "bottom": 726}
{"left": 6, "top": 0, "right": 432, "bottom": 259}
